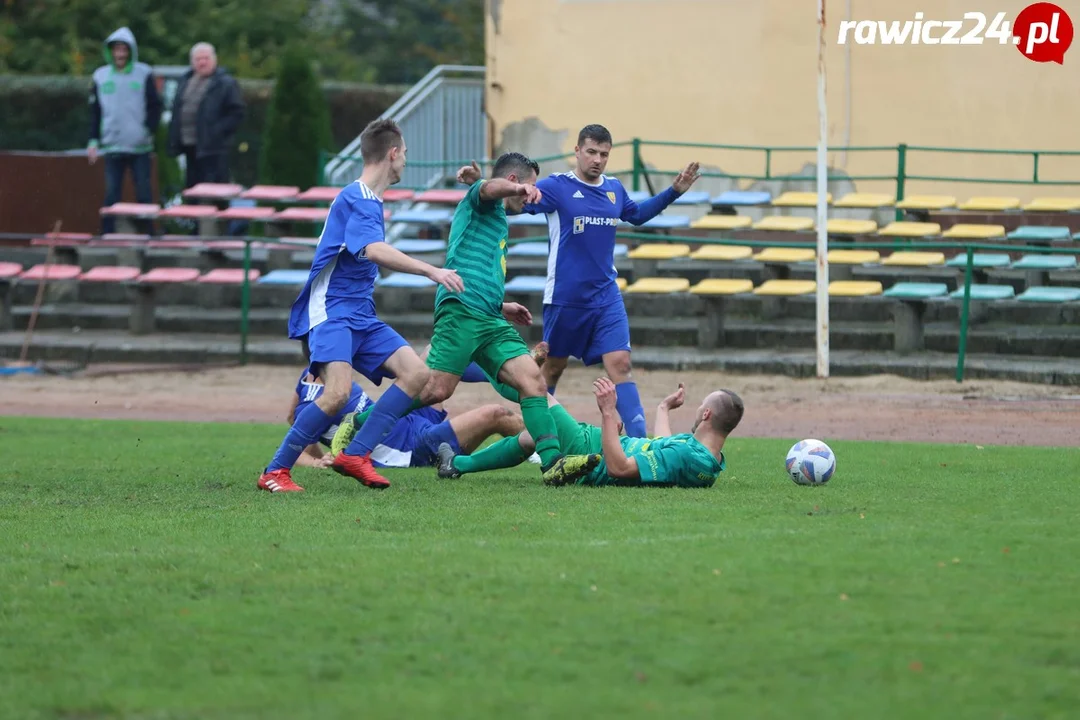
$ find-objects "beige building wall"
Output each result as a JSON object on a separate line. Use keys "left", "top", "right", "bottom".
{"left": 485, "top": 0, "right": 1080, "bottom": 203}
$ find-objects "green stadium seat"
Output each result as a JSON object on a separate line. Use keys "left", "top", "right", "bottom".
{"left": 1011, "top": 255, "right": 1078, "bottom": 270}
{"left": 944, "top": 253, "right": 1012, "bottom": 269}
{"left": 1016, "top": 286, "right": 1080, "bottom": 303}
{"left": 1007, "top": 226, "right": 1071, "bottom": 243}
{"left": 883, "top": 282, "right": 949, "bottom": 300}
{"left": 948, "top": 284, "right": 1016, "bottom": 300}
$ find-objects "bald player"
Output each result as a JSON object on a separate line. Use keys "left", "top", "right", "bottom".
{"left": 434, "top": 378, "right": 743, "bottom": 488}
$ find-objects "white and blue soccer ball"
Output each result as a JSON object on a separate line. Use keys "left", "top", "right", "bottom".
{"left": 785, "top": 439, "right": 836, "bottom": 486}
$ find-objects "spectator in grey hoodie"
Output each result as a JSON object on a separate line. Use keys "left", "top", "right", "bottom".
{"left": 88, "top": 26, "right": 162, "bottom": 235}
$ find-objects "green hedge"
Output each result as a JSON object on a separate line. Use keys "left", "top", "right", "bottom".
{"left": 0, "top": 75, "right": 406, "bottom": 187}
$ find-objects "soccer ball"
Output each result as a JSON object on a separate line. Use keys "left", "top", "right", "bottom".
{"left": 785, "top": 439, "right": 836, "bottom": 486}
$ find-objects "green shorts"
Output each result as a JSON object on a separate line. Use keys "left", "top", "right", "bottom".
{"left": 427, "top": 299, "right": 531, "bottom": 379}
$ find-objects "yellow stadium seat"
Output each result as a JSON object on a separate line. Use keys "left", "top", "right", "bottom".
{"left": 826, "top": 218, "right": 878, "bottom": 235}
{"left": 896, "top": 195, "right": 957, "bottom": 210}
{"left": 1022, "top": 197, "right": 1080, "bottom": 212}
{"left": 958, "top": 196, "right": 1020, "bottom": 211}
{"left": 942, "top": 223, "right": 1007, "bottom": 239}
{"left": 828, "top": 280, "right": 883, "bottom": 297}
{"left": 690, "top": 278, "right": 755, "bottom": 295}
{"left": 882, "top": 251, "right": 946, "bottom": 267}
{"left": 753, "top": 247, "right": 816, "bottom": 263}
{"left": 772, "top": 191, "right": 831, "bottom": 207}
{"left": 690, "top": 215, "right": 753, "bottom": 231}
{"left": 753, "top": 279, "right": 816, "bottom": 296}
{"left": 689, "top": 245, "right": 754, "bottom": 261}
{"left": 625, "top": 277, "right": 691, "bottom": 294}
{"left": 828, "top": 249, "right": 881, "bottom": 265}
{"left": 627, "top": 243, "right": 691, "bottom": 260}
{"left": 835, "top": 192, "right": 895, "bottom": 208}
{"left": 752, "top": 216, "right": 815, "bottom": 232}
{"left": 878, "top": 221, "right": 941, "bottom": 237}
{"left": 616, "top": 277, "right": 627, "bottom": 291}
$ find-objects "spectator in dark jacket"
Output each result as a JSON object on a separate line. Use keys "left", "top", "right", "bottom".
{"left": 167, "top": 42, "right": 245, "bottom": 188}
{"left": 88, "top": 26, "right": 162, "bottom": 234}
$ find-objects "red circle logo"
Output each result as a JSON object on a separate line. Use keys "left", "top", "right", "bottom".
{"left": 1014, "top": 2, "right": 1074, "bottom": 63}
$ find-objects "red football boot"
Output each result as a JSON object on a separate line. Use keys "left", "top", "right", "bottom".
{"left": 257, "top": 468, "right": 304, "bottom": 493}
{"left": 332, "top": 452, "right": 391, "bottom": 489}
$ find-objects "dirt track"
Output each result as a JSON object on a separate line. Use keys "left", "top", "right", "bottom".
{"left": 2, "top": 363, "right": 1078, "bottom": 447}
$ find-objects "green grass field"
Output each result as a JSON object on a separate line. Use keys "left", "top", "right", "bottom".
{"left": 2, "top": 416, "right": 1078, "bottom": 720}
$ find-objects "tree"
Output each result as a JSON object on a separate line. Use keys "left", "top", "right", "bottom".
{"left": 257, "top": 43, "right": 332, "bottom": 189}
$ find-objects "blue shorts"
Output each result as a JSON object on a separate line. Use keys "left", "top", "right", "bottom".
{"left": 542, "top": 301, "right": 631, "bottom": 366}
{"left": 373, "top": 407, "right": 462, "bottom": 468}
{"left": 306, "top": 316, "right": 408, "bottom": 386}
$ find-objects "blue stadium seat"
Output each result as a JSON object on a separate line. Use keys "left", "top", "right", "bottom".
{"left": 258, "top": 269, "right": 310, "bottom": 285}
{"left": 944, "top": 253, "right": 1012, "bottom": 269}
{"left": 1016, "top": 286, "right": 1080, "bottom": 303}
{"left": 626, "top": 215, "right": 691, "bottom": 229}
{"left": 508, "top": 241, "right": 549, "bottom": 257}
{"left": 393, "top": 239, "right": 446, "bottom": 253}
{"left": 376, "top": 272, "right": 435, "bottom": 288}
{"left": 508, "top": 213, "right": 548, "bottom": 226}
{"left": 1007, "top": 226, "right": 1071, "bottom": 243}
{"left": 504, "top": 275, "right": 548, "bottom": 292}
{"left": 712, "top": 190, "right": 772, "bottom": 206}
{"left": 391, "top": 209, "right": 453, "bottom": 224}
{"left": 672, "top": 190, "right": 711, "bottom": 205}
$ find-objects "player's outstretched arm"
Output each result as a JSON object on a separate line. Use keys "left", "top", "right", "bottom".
{"left": 364, "top": 242, "right": 464, "bottom": 293}
{"left": 479, "top": 178, "right": 542, "bottom": 204}
{"left": 654, "top": 382, "right": 686, "bottom": 438}
{"left": 620, "top": 162, "right": 702, "bottom": 225}
{"left": 594, "top": 377, "right": 640, "bottom": 480}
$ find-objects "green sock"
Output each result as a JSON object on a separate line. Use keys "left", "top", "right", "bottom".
{"left": 351, "top": 397, "right": 423, "bottom": 428}
{"left": 452, "top": 435, "right": 528, "bottom": 474}
{"left": 519, "top": 395, "right": 561, "bottom": 467}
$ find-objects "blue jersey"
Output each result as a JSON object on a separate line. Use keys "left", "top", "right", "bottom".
{"left": 294, "top": 371, "right": 372, "bottom": 446}
{"left": 287, "top": 181, "right": 386, "bottom": 340}
{"left": 523, "top": 172, "right": 679, "bottom": 307}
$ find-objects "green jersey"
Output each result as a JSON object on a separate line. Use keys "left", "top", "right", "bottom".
{"left": 582, "top": 433, "right": 725, "bottom": 488}
{"left": 436, "top": 180, "right": 509, "bottom": 317}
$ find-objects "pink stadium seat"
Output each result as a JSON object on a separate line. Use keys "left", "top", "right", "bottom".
{"left": 45, "top": 232, "right": 93, "bottom": 242}
{"left": 99, "top": 202, "right": 161, "bottom": 217}
{"left": 137, "top": 267, "right": 201, "bottom": 283}
{"left": 158, "top": 205, "right": 219, "bottom": 219}
{"left": 31, "top": 232, "right": 93, "bottom": 248}
{"left": 273, "top": 207, "right": 329, "bottom": 222}
{"left": 182, "top": 183, "right": 244, "bottom": 200}
{"left": 240, "top": 185, "right": 300, "bottom": 201}
{"left": 277, "top": 237, "right": 320, "bottom": 248}
{"left": 383, "top": 189, "right": 416, "bottom": 202}
{"left": 218, "top": 206, "right": 277, "bottom": 221}
{"left": 415, "top": 189, "right": 467, "bottom": 204}
{"left": 295, "top": 186, "right": 343, "bottom": 203}
{"left": 20, "top": 264, "right": 82, "bottom": 281}
{"left": 79, "top": 266, "right": 141, "bottom": 283}
{"left": 146, "top": 239, "right": 201, "bottom": 249}
{"left": 198, "top": 268, "right": 261, "bottom": 284}
{"left": 0, "top": 262, "right": 22, "bottom": 279}
{"left": 203, "top": 240, "right": 247, "bottom": 250}
{"left": 99, "top": 233, "right": 151, "bottom": 242}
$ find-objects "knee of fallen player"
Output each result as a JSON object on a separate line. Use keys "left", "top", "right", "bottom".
{"left": 490, "top": 405, "right": 523, "bottom": 435}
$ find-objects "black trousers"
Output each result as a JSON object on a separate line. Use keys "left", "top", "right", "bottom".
{"left": 182, "top": 146, "right": 229, "bottom": 188}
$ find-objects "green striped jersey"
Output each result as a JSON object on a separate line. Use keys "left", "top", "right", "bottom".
{"left": 436, "top": 180, "right": 509, "bottom": 316}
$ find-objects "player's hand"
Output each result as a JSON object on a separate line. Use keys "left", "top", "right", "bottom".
{"left": 456, "top": 160, "right": 482, "bottom": 186}
{"left": 517, "top": 184, "right": 542, "bottom": 205}
{"left": 502, "top": 302, "right": 532, "bottom": 326}
{"left": 593, "top": 377, "right": 618, "bottom": 415}
{"left": 672, "top": 162, "right": 701, "bottom": 194}
{"left": 428, "top": 267, "right": 464, "bottom": 293}
{"left": 660, "top": 382, "right": 686, "bottom": 411}
{"left": 316, "top": 454, "right": 334, "bottom": 468}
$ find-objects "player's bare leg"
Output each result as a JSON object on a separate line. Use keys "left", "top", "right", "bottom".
{"left": 540, "top": 354, "right": 568, "bottom": 395}
{"left": 450, "top": 404, "right": 525, "bottom": 454}
{"left": 417, "top": 369, "right": 462, "bottom": 406}
{"left": 332, "top": 346, "right": 430, "bottom": 489}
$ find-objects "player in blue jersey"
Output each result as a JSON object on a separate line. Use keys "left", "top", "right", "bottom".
{"left": 258, "top": 118, "right": 465, "bottom": 494}
{"left": 279, "top": 367, "right": 529, "bottom": 483}
{"left": 458, "top": 124, "right": 701, "bottom": 438}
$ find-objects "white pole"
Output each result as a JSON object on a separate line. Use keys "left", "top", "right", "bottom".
{"left": 816, "top": 0, "right": 830, "bottom": 378}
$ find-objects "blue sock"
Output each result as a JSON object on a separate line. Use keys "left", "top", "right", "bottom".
{"left": 267, "top": 403, "right": 335, "bottom": 472}
{"left": 461, "top": 362, "right": 488, "bottom": 383}
{"left": 615, "top": 381, "right": 647, "bottom": 437}
{"left": 347, "top": 383, "right": 415, "bottom": 456}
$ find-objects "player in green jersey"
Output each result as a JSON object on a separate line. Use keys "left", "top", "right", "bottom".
{"left": 435, "top": 374, "right": 744, "bottom": 488}
{"left": 337, "top": 152, "right": 600, "bottom": 487}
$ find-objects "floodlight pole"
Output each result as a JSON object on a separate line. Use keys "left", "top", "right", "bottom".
{"left": 815, "top": 0, "right": 830, "bottom": 378}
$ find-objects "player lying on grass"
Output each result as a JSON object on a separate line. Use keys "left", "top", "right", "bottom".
{"left": 277, "top": 366, "right": 530, "bottom": 483}
{"left": 459, "top": 123, "right": 703, "bottom": 439}
{"left": 259, "top": 118, "right": 464, "bottom": 494}
{"left": 335, "top": 151, "right": 601, "bottom": 488}
{"left": 434, "top": 378, "right": 743, "bottom": 488}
